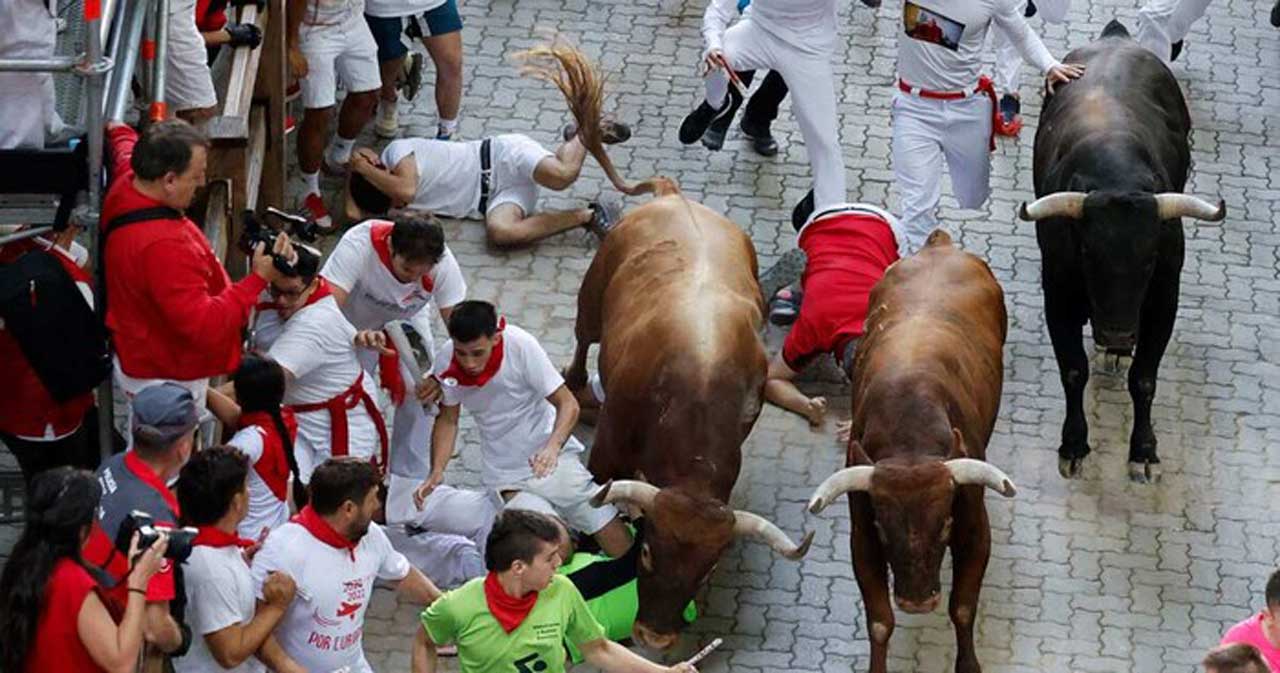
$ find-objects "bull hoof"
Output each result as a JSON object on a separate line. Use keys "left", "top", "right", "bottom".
{"left": 1058, "top": 456, "right": 1085, "bottom": 479}
{"left": 1128, "top": 461, "right": 1162, "bottom": 484}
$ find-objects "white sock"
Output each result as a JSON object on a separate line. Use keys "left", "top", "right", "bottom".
{"left": 705, "top": 72, "right": 729, "bottom": 109}
{"left": 328, "top": 136, "right": 356, "bottom": 164}
{"left": 302, "top": 171, "right": 320, "bottom": 196}
{"left": 437, "top": 117, "right": 459, "bottom": 137}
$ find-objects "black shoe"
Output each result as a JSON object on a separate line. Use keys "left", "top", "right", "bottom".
{"left": 740, "top": 119, "right": 779, "bottom": 157}
{"left": 701, "top": 126, "right": 727, "bottom": 151}
{"left": 1170, "top": 40, "right": 1183, "bottom": 61}
{"left": 1025, "top": 0, "right": 1037, "bottom": 17}
{"left": 1272, "top": 1, "right": 1280, "bottom": 27}
{"left": 999, "top": 94, "right": 1020, "bottom": 126}
{"left": 585, "top": 196, "right": 624, "bottom": 239}
{"left": 791, "top": 189, "right": 815, "bottom": 231}
{"left": 860, "top": 0, "right": 881, "bottom": 7}
{"left": 678, "top": 98, "right": 732, "bottom": 145}
{"left": 563, "top": 118, "right": 633, "bottom": 145}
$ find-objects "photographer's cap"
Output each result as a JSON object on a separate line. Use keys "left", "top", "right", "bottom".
{"left": 131, "top": 383, "right": 199, "bottom": 445}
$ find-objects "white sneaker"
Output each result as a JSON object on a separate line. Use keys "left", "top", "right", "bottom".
{"left": 375, "top": 102, "right": 400, "bottom": 139}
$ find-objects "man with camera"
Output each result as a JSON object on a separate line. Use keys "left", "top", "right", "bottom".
{"left": 103, "top": 119, "right": 295, "bottom": 444}
{"left": 81, "top": 383, "right": 202, "bottom": 665}
{"left": 175, "top": 446, "right": 305, "bottom": 673}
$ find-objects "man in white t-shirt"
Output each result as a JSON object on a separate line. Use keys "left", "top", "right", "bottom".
{"left": 415, "top": 300, "right": 634, "bottom": 558}
{"left": 891, "top": 0, "right": 1082, "bottom": 252}
{"left": 254, "top": 246, "right": 389, "bottom": 484}
{"left": 345, "top": 127, "right": 629, "bottom": 247}
{"left": 1136, "top": 0, "right": 1212, "bottom": 65}
{"left": 176, "top": 446, "right": 303, "bottom": 673}
{"left": 252, "top": 458, "right": 444, "bottom": 673}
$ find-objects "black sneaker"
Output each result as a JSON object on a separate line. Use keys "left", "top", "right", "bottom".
{"left": 1025, "top": 0, "right": 1037, "bottom": 17}
{"left": 1272, "top": 1, "right": 1279, "bottom": 27}
{"left": 1170, "top": 40, "right": 1184, "bottom": 62}
{"left": 790, "top": 189, "right": 815, "bottom": 231}
{"left": 678, "top": 98, "right": 732, "bottom": 145}
{"left": 769, "top": 285, "right": 803, "bottom": 326}
{"left": 740, "top": 119, "right": 779, "bottom": 157}
{"left": 562, "top": 118, "right": 633, "bottom": 145}
{"left": 701, "top": 126, "right": 727, "bottom": 151}
{"left": 999, "top": 94, "right": 1020, "bottom": 126}
{"left": 585, "top": 196, "right": 624, "bottom": 239}
{"left": 861, "top": 0, "right": 880, "bottom": 7}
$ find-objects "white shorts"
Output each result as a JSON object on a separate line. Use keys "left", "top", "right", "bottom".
{"left": 299, "top": 12, "right": 382, "bottom": 109}
{"left": 498, "top": 453, "right": 619, "bottom": 535}
{"left": 485, "top": 134, "right": 554, "bottom": 217}
{"left": 165, "top": 0, "right": 217, "bottom": 112}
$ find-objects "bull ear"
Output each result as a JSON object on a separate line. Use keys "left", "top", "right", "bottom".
{"left": 848, "top": 439, "right": 873, "bottom": 466}
{"left": 732, "top": 510, "right": 813, "bottom": 560}
{"left": 947, "top": 428, "right": 968, "bottom": 460}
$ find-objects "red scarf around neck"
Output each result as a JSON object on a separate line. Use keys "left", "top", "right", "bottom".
{"left": 440, "top": 317, "right": 507, "bottom": 387}
{"left": 292, "top": 505, "right": 357, "bottom": 561}
{"left": 483, "top": 571, "right": 538, "bottom": 633}
{"left": 192, "top": 526, "right": 255, "bottom": 549}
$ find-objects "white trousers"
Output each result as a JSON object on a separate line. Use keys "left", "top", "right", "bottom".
{"left": 705, "top": 18, "right": 846, "bottom": 210}
{"left": 1136, "top": 0, "right": 1213, "bottom": 65}
{"left": 891, "top": 90, "right": 993, "bottom": 253}
{"left": 992, "top": 0, "right": 1072, "bottom": 94}
{"left": 357, "top": 348, "right": 433, "bottom": 479}
{"left": 384, "top": 475, "right": 496, "bottom": 589}
{"left": 0, "top": 0, "right": 56, "bottom": 149}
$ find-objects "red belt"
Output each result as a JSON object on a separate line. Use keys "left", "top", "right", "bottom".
{"left": 897, "top": 75, "right": 999, "bottom": 152}
{"left": 289, "top": 372, "right": 389, "bottom": 470}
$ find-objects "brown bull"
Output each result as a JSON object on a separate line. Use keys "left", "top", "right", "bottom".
{"left": 807, "top": 231, "right": 1016, "bottom": 673}
{"left": 565, "top": 190, "right": 813, "bottom": 651}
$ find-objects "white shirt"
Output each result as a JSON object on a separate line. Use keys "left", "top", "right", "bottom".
{"left": 703, "top": 0, "right": 838, "bottom": 57}
{"left": 364, "top": 0, "right": 445, "bottom": 18}
{"left": 267, "top": 295, "right": 382, "bottom": 480}
{"left": 226, "top": 425, "right": 291, "bottom": 540}
{"left": 177, "top": 545, "right": 265, "bottom": 673}
{"left": 381, "top": 138, "right": 483, "bottom": 219}
{"left": 252, "top": 521, "right": 410, "bottom": 673}
{"left": 896, "top": 0, "right": 1058, "bottom": 91}
{"left": 321, "top": 220, "right": 467, "bottom": 333}
{"left": 432, "top": 324, "right": 580, "bottom": 486}
{"left": 302, "top": 0, "right": 363, "bottom": 25}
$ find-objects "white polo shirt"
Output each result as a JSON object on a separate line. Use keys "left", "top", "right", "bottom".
{"left": 267, "top": 294, "right": 382, "bottom": 482}
{"left": 381, "top": 138, "right": 483, "bottom": 219}
{"left": 251, "top": 520, "right": 410, "bottom": 673}
{"left": 432, "top": 324, "right": 582, "bottom": 486}
{"left": 321, "top": 220, "right": 467, "bottom": 334}
{"left": 177, "top": 545, "right": 265, "bottom": 673}
{"left": 226, "top": 425, "right": 291, "bottom": 540}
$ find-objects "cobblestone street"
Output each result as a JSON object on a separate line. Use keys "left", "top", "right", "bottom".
{"left": 4, "top": 0, "right": 1279, "bottom": 671}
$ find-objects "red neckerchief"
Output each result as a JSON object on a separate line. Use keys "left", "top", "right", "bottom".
{"left": 291, "top": 505, "right": 357, "bottom": 561}
{"left": 192, "top": 525, "right": 255, "bottom": 548}
{"left": 483, "top": 571, "right": 538, "bottom": 633}
{"left": 370, "top": 221, "right": 434, "bottom": 292}
{"left": 124, "top": 451, "right": 180, "bottom": 516}
{"left": 239, "top": 410, "right": 297, "bottom": 501}
{"left": 441, "top": 317, "right": 506, "bottom": 387}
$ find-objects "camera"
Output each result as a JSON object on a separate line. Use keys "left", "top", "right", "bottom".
{"left": 113, "top": 510, "right": 197, "bottom": 563}
{"left": 237, "top": 207, "right": 324, "bottom": 274}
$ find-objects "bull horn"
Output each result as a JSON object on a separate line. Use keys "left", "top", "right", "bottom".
{"left": 806, "top": 466, "right": 875, "bottom": 514}
{"left": 944, "top": 459, "right": 1017, "bottom": 498}
{"left": 590, "top": 480, "right": 659, "bottom": 511}
{"left": 732, "top": 510, "right": 813, "bottom": 560}
{"left": 1017, "top": 192, "right": 1088, "bottom": 221}
{"left": 1153, "top": 194, "right": 1226, "bottom": 222}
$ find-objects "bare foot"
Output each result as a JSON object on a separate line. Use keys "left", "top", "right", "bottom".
{"left": 805, "top": 397, "right": 828, "bottom": 428}
{"left": 835, "top": 420, "right": 852, "bottom": 444}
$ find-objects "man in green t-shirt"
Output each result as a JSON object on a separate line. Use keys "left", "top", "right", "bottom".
{"left": 412, "top": 509, "right": 697, "bottom": 673}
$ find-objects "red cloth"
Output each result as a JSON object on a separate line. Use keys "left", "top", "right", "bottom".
{"left": 193, "top": 526, "right": 255, "bottom": 548}
{"left": 441, "top": 317, "right": 506, "bottom": 387}
{"left": 379, "top": 338, "right": 407, "bottom": 406}
{"left": 292, "top": 505, "right": 356, "bottom": 561}
{"left": 483, "top": 571, "right": 538, "bottom": 633}
{"left": 24, "top": 559, "right": 107, "bottom": 673}
{"left": 287, "top": 372, "right": 389, "bottom": 469}
{"left": 239, "top": 410, "right": 298, "bottom": 501}
{"left": 195, "top": 0, "right": 228, "bottom": 32}
{"left": 370, "top": 221, "right": 435, "bottom": 292}
{"left": 0, "top": 239, "right": 94, "bottom": 438}
{"left": 897, "top": 76, "right": 1000, "bottom": 151}
{"left": 101, "top": 125, "right": 266, "bottom": 381}
{"left": 782, "top": 211, "right": 900, "bottom": 371}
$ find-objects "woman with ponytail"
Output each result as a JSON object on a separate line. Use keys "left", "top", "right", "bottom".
{"left": 0, "top": 467, "right": 169, "bottom": 673}
{"left": 208, "top": 354, "right": 303, "bottom": 539}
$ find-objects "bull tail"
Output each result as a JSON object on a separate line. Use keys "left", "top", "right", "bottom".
{"left": 514, "top": 37, "right": 677, "bottom": 197}
{"left": 1100, "top": 19, "right": 1131, "bottom": 38}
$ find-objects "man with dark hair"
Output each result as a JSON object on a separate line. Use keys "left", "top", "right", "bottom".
{"left": 82, "top": 384, "right": 197, "bottom": 663}
{"left": 1220, "top": 569, "right": 1280, "bottom": 671}
{"left": 252, "top": 458, "right": 444, "bottom": 673}
{"left": 1204, "top": 644, "right": 1269, "bottom": 673}
{"left": 176, "top": 447, "right": 303, "bottom": 673}
{"left": 248, "top": 245, "right": 389, "bottom": 485}
{"left": 417, "top": 300, "right": 633, "bottom": 558}
{"left": 345, "top": 128, "right": 626, "bottom": 247}
{"left": 102, "top": 119, "right": 294, "bottom": 445}
{"left": 412, "top": 509, "right": 696, "bottom": 673}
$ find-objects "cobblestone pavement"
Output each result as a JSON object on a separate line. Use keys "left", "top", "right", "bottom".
{"left": 5, "top": 0, "right": 1279, "bottom": 671}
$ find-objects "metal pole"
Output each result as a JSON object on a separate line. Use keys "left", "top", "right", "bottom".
{"left": 103, "top": 0, "right": 126, "bottom": 68}
{"left": 104, "top": 0, "right": 146, "bottom": 122}
{"left": 0, "top": 227, "right": 55, "bottom": 247}
{"left": 151, "top": 0, "right": 169, "bottom": 120}
{"left": 0, "top": 56, "right": 80, "bottom": 72}
{"left": 140, "top": 0, "right": 156, "bottom": 112}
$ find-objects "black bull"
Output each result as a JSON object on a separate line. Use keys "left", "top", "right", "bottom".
{"left": 1018, "top": 21, "right": 1224, "bottom": 483}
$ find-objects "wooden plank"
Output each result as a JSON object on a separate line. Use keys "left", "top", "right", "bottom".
{"left": 258, "top": 0, "right": 287, "bottom": 211}
{"left": 208, "top": 4, "right": 267, "bottom": 143}
{"left": 245, "top": 105, "right": 267, "bottom": 213}
{"left": 202, "top": 179, "right": 231, "bottom": 268}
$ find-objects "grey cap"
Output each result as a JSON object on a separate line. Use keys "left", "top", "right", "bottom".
{"left": 131, "top": 383, "right": 199, "bottom": 446}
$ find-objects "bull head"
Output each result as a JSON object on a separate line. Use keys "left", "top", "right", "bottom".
{"left": 1018, "top": 190, "right": 1224, "bottom": 351}
{"left": 592, "top": 480, "right": 813, "bottom": 649}
{"left": 807, "top": 430, "right": 1015, "bottom": 614}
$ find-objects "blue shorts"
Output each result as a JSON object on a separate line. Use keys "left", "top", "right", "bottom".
{"left": 364, "top": 0, "right": 462, "bottom": 63}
